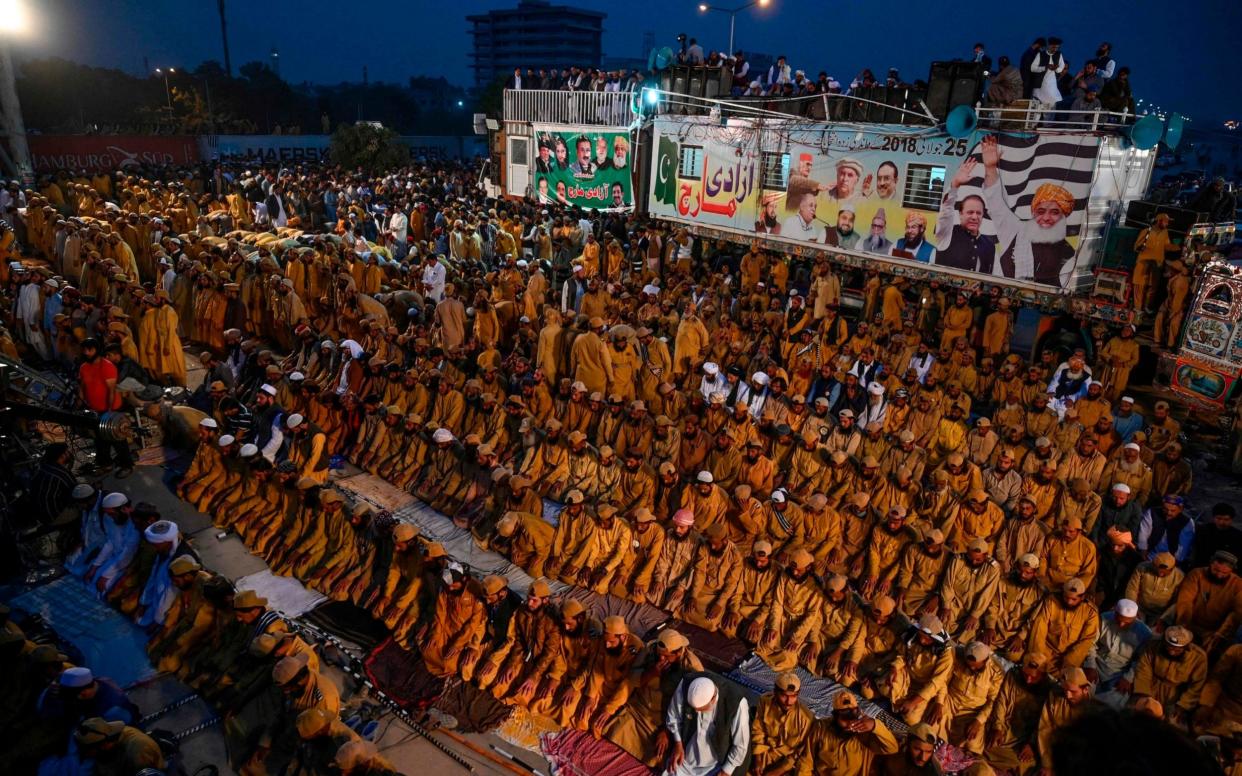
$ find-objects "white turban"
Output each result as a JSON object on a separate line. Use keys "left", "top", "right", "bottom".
{"left": 101, "top": 492, "right": 129, "bottom": 509}
{"left": 144, "top": 520, "right": 179, "bottom": 544}
{"left": 1115, "top": 599, "right": 1139, "bottom": 618}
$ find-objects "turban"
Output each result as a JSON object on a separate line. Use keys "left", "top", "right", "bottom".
{"left": 144, "top": 520, "right": 178, "bottom": 544}
{"left": 1106, "top": 526, "right": 1134, "bottom": 548}
{"left": 1031, "top": 183, "right": 1074, "bottom": 216}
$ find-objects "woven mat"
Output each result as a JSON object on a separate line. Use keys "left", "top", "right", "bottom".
{"left": 7, "top": 576, "right": 155, "bottom": 688}
{"left": 495, "top": 706, "right": 561, "bottom": 754}
{"left": 540, "top": 729, "right": 654, "bottom": 776}
{"left": 727, "top": 654, "right": 907, "bottom": 733}
{"left": 234, "top": 569, "right": 326, "bottom": 617}
{"left": 336, "top": 472, "right": 418, "bottom": 513}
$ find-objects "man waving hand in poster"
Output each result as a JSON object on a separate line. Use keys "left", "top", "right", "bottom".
{"left": 979, "top": 135, "right": 1076, "bottom": 287}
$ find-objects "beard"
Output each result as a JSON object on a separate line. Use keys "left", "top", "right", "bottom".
{"left": 1025, "top": 216, "right": 1069, "bottom": 245}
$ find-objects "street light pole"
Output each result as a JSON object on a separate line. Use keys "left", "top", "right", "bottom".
{"left": 0, "top": 0, "right": 33, "bottom": 183}
{"left": 155, "top": 67, "right": 175, "bottom": 110}
{"left": 0, "top": 39, "right": 32, "bottom": 183}
{"left": 698, "top": 0, "right": 769, "bottom": 56}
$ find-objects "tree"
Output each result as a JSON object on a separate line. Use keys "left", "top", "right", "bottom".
{"left": 329, "top": 123, "right": 409, "bottom": 174}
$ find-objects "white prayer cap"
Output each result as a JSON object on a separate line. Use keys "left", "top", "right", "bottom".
{"left": 199, "top": 417, "right": 218, "bottom": 429}
{"left": 1115, "top": 599, "right": 1139, "bottom": 618}
{"left": 1120, "top": 396, "right": 1135, "bottom": 404}
{"left": 289, "top": 372, "right": 305, "bottom": 381}
{"left": 1111, "top": 483, "right": 1131, "bottom": 494}
{"left": 703, "top": 362, "right": 719, "bottom": 376}
{"left": 259, "top": 384, "right": 278, "bottom": 396}
{"left": 433, "top": 428, "right": 453, "bottom": 443}
{"left": 44, "top": 278, "right": 60, "bottom": 289}
{"left": 771, "top": 490, "right": 787, "bottom": 504}
{"left": 286, "top": 414, "right": 304, "bottom": 429}
{"left": 219, "top": 434, "right": 236, "bottom": 446}
{"left": 71, "top": 483, "right": 95, "bottom": 500}
{"left": 144, "top": 520, "right": 179, "bottom": 543}
{"left": 696, "top": 470, "right": 714, "bottom": 484}
{"left": 60, "top": 667, "right": 94, "bottom": 688}
{"left": 752, "top": 371, "right": 769, "bottom": 386}
{"left": 687, "top": 677, "right": 717, "bottom": 709}
{"left": 868, "top": 383, "right": 885, "bottom": 395}
{"left": 1124, "top": 442, "right": 1141, "bottom": 451}
{"left": 101, "top": 492, "right": 129, "bottom": 509}
{"left": 239, "top": 443, "right": 259, "bottom": 458}
{"left": 642, "top": 284, "right": 661, "bottom": 296}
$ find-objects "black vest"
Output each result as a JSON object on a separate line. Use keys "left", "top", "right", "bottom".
{"left": 676, "top": 671, "right": 753, "bottom": 776}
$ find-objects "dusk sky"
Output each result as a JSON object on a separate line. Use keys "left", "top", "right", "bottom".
{"left": 14, "top": 0, "right": 1240, "bottom": 123}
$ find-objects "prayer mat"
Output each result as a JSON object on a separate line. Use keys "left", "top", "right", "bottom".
{"left": 336, "top": 472, "right": 417, "bottom": 513}
{"left": 541, "top": 498, "right": 563, "bottom": 527}
{"left": 234, "top": 569, "right": 326, "bottom": 617}
{"left": 727, "top": 654, "right": 908, "bottom": 734}
{"left": 363, "top": 636, "right": 445, "bottom": 710}
{"left": 7, "top": 576, "right": 155, "bottom": 688}
{"left": 671, "top": 620, "right": 751, "bottom": 673}
{"left": 540, "top": 729, "right": 654, "bottom": 776}
{"left": 937, "top": 743, "right": 981, "bottom": 773}
{"left": 433, "top": 677, "right": 514, "bottom": 734}
{"left": 562, "top": 587, "right": 670, "bottom": 640}
{"left": 495, "top": 706, "right": 561, "bottom": 754}
{"left": 300, "top": 600, "right": 391, "bottom": 651}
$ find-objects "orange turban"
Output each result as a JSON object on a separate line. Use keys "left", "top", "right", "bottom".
{"left": 1032, "top": 183, "right": 1074, "bottom": 216}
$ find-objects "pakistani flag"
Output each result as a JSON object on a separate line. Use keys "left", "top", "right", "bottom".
{"left": 654, "top": 135, "right": 678, "bottom": 206}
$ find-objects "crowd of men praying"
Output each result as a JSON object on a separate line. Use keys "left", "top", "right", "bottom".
{"left": 3, "top": 159, "right": 1242, "bottom": 776}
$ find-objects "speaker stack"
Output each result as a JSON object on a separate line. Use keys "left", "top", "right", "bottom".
{"left": 925, "top": 61, "right": 985, "bottom": 121}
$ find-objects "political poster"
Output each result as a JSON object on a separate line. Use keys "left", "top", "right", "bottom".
{"left": 647, "top": 116, "right": 1103, "bottom": 290}
{"left": 532, "top": 126, "right": 633, "bottom": 211}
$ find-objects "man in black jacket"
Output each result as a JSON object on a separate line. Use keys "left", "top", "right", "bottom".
{"left": 664, "top": 673, "right": 752, "bottom": 775}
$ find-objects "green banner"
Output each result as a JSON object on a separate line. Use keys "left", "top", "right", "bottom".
{"left": 654, "top": 134, "right": 679, "bottom": 206}
{"left": 533, "top": 128, "right": 632, "bottom": 210}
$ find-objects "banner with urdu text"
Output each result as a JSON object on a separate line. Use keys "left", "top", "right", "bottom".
{"left": 647, "top": 117, "right": 1102, "bottom": 290}
{"left": 532, "top": 126, "right": 633, "bottom": 211}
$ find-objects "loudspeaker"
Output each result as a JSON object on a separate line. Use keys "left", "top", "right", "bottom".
{"left": 851, "top": 86, "right": 875, "bottom": 122}
{"left": 1124, "top": 201, "right": 1200, "bottom": 237}
{"left": 883, "top": 87, "right": 907, "bottom": 124}
{"left": 949, "top": 72, "right": 983, "bottom": 111}
{"left": 926, "top": 61, "right": 984, "bottom": 120}
{"left": 925, "top": 62, "right": 954, "bottom": 119}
